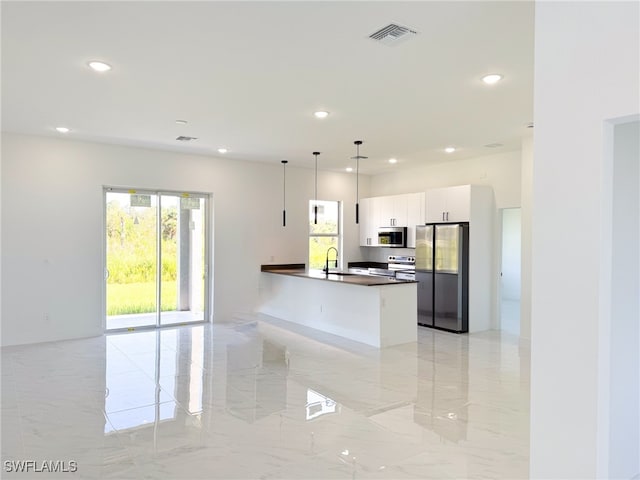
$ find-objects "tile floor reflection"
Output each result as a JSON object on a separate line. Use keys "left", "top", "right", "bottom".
{"left": 1, "top": 316, "right": 530, "bottom": 479}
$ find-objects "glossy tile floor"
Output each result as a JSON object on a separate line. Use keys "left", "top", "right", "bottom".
{"left": 1, "top": 316, "right": 530, "bottom": 479}
{"left": 500, "top": 299, "right": 521, "bottom": 337}
{"left": 106, "top": 310, "right": 203, "bottom": 330}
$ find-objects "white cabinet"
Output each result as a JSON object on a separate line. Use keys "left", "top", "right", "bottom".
{"left": 377, "top": 195, "right": 407, "bottom": 227}
{"left": 361, "top": 187, "right": 487, "bottom": 247}
{"left": 377, "top": 197, "right": 393, "bottom": 227}
{"left": 406, "top": 192, "right": 425, "bottom": 248}
{"left": 425, "top": 185, "right": 471, "bottom": 223}
{"left": 359, "top": 193, "right": 425, "bottom": 247}
{"left": 358, "top": 197, "right": 378, "bottom": 246}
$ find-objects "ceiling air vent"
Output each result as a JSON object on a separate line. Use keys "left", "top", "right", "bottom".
{"left": 176, "top": 136, "right": 197, "bottom": 142}
{"left": 484, "top": 143, "right": 504, "bottom": 148}
{"left": 369, "top": 23, "right": 418, "bottom": 46}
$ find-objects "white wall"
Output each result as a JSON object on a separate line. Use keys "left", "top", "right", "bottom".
{"left": 501, "top": 208, "right": 521, "bottom": 301}
{"left": 0, "top": 132, "right": 369, "bottom": 346}
{"left": 530, "top": 2, "right": 639, "bottom": 479}
{"left": 520, "top": 131, "right": 533, "bottom": 340}
{"left": 369, "top": 150, "right": 521, "bottom": 209}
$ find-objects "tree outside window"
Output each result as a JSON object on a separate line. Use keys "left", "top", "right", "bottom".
{"left": 309, "top": 200, "right": 340, "bottom": 270}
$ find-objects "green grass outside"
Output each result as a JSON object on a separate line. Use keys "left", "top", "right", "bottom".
{"left": 309, "top": 236, "right": 339, "bottom": 270}
{"left": 107, "top": 281, "right": 178, "bottom": 316}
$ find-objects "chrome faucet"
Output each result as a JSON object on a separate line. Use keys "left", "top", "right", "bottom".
{"left": 323, "top": 247, "right": 339, "bottom": 275}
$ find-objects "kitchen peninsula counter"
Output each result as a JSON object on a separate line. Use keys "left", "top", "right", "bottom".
{"left": 258, "top": 264, "right": 417, "bottom": 348}
{"left": 260, "top": 264, "right": 416, "bottom": 286}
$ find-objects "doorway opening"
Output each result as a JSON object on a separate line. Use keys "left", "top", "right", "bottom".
{"left": 104, "top": 188, "right": 210, "bottom": 331}
{"left": 605, "top": 118, "right": 639, "bottom": 477}
{"left": 500, "top": 207, "right": 521, "bottom": 335}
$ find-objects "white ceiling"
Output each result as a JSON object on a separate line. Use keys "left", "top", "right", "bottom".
{"left": 1, "top": 1, "right": 534, "bottom": 175}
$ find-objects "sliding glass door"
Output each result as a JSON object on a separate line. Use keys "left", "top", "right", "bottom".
{"left": 105, "top": 190, "right": 158, "bottom": 329}
{"left": 159, "top": 193, "right": 206, "bottom": 326}
{"left": 104, "top": 188, "right": 209, "bottom": 331}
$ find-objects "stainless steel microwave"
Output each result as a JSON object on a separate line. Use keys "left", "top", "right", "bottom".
{"left": 377, "top": 227, "right": 407, "bottom": 247}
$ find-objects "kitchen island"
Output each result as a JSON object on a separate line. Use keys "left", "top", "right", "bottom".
{"left": 257, "top": 265, "right": 417, "bottom": 348}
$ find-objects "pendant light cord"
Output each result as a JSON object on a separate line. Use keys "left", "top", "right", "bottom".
{"left": 313, "top": 152, "right": 320, "bottom": 224}
{"left": 356, "top": 154, "right": 360, "bottom": 224}
{"left": 356, "top": 142, "right": 360, "bottom": 207}
{"left": 353, "top": 140, "right": 364, "bottom": 224}
{"left": 281, "top": 160, "right": 288, "bottom": 226}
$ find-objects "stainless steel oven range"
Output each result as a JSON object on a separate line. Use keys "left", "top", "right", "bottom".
{"left": 388, "top": 255, "right": 415, "bottom": 280}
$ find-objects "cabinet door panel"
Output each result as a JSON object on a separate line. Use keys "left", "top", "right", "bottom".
{"left": 377, "top": 196, "right": 394, "bottom": 227}
{"left": 367, "top": 198, "right": 379, "bottom": 245}
{"left": 425, "top": 189, "right": 448, "bottom": 223}
{"left": 392, "top": 195, "right": 408, "bottom": 226}
{"left": 358, "top": 198, "right": 373, "bottom": 246}
{"left": 406, "top": 192, "right": 425, "bottom": 248}
{"left": 445, "top": 185, "right": 470, "bottom": 222}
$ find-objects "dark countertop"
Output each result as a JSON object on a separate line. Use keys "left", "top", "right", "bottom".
{"left": 261, "top": 264, "right": 416, "bottom": 286}
{"left": 347, "top": 261, "right": 388, "bottom": 269}
{"left": 260, "top": 263, "right": 306, "bottom": 271}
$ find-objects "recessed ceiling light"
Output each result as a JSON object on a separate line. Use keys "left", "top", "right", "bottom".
{"left": 88, "top": 61, "right": 112, "bottom": 72}
{"left": 217, "top": 148, "right": 228, "bottom": 154}
{"left": 55, "top": 127, "right": 70, "bottom": 133}
{"left": 445, "top": 147, "right": 456, "bottom": 153}
{"left": 346, "top": 167, "right": 353, "bottom": 172}
{"left": 175, "top": 120, "right": 188, "bottom": 125}
{"left": 388, "top": 158, "right": 398, "bottom": 164}
{"left": 313, "top": 111, "right": 329, "bottom": 119}
{"left": 482, "top": 73, "right": 503, "bottom": 85}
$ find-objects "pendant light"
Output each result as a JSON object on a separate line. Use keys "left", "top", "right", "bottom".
{"left": 281, "top": 160, "right": 288, "bottom": 227}
{"left": 351, "top": 140, "right": 367, "bottom": 224}
{"left": 312, "top": 151, "right": 320, "bottom": 224}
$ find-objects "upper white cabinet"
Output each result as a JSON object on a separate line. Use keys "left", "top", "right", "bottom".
{"left": 425, "top": 185, "right": 471, "bottom": 223}
{"left": 406, "top": 192, "right": 425, "bottom": 248}
{"left": 358, "top": 197, "right": 378, "bottom": 246}
{"left": 377, "top": 195, "right": 408, "bottom": 227}
{"left": 359, "top": 193, "right": 425, "bottom": 247}
{"left": 360, "top": 186, "right": 493, "bottom": 246}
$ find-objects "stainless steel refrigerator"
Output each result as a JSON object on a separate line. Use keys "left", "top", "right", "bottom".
{"left": 415, "top": 223, "right": 469, "bottom": 333}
